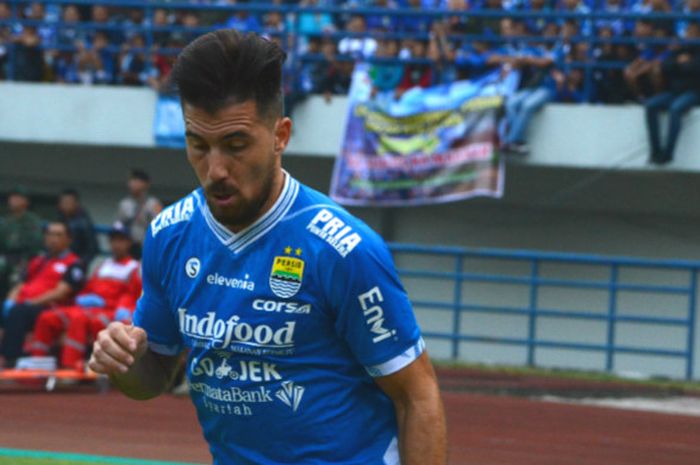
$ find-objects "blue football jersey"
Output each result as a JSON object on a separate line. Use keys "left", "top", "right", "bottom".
{"left": 133, "top": 173, "right": 425, "bottom": 465}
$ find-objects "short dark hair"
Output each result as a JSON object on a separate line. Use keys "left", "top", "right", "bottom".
{"left": 130, "top": 168, "right": 151, "bottom": 183}
{"left": 60, "top": 188, "right": 80, "bottom": 199}
{"left": 44, "top": 220, "right": 72, "bottom": 237}
{"left": 169, "top": 30, "right": 286, "bottom": 119}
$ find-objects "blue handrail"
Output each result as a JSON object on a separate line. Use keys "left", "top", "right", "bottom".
{"left": 387, "top": 242, "right": 700, "bottom": 379}
{"left": 93, "top": 221, "right": 700, "bottom": 378}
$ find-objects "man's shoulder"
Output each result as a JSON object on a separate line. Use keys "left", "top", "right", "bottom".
{"left": 287, "top": 183, "right": 385, "bottom": 260}
{"left": 149, "top": 189, "right": 203, "bottom": 240}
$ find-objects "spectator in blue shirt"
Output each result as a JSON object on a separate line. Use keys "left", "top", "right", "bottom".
{"left": 676, "top": 0, "right": 700, "bottom": 38}
{"left": 596, "top": 0, "right": 628, "bottom": 36}
{"left": 365, "top": 0, "right": 400, "bottom": 32}
{"left": 557, "top": 0, "right": 592, "bottom": 36}
{"left": 524, "top": 0, "right": 554, "bottom": 35}
{"left": 500, "top": 22, "right": 558, "bottom": 154}
{"left": 398, "top": 0, "right": 433, "bottom": 34}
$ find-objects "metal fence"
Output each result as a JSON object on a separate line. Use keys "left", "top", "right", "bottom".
{"left": 3, "top": 0, "right": 700, "bottom": 101}
{"left": 388, "top": 243, "right": 700, "bottom": 380}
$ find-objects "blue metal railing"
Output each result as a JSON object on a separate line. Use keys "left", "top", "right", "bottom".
{"left": 93, "top": 221, "right": 699, "bottom": 378}
{"left": 3, "top": 0, "right": 700, "bottom": 101}
{"left": 387, "top": 243, "right": 700, "bottom": 379}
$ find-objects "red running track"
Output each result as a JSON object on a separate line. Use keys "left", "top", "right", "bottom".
{"left": 1, "top": 388, "right": 700, "bottom": 464}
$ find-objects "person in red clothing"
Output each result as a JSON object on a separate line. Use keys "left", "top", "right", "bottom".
{"left": 0, "top": 221, "right": 85, "bottom": 368}
{"left": 28, "top": 222, "right": 141, "bottom": 371}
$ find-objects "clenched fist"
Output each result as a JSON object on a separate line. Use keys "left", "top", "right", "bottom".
{"left": 89, "top": 322, "right": 148, "bottom": 375}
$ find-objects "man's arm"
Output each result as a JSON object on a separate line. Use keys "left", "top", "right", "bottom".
{"left": 374, "top": 351, "right": 447, "bottom": 465}
{"left": 25, "top": 281, "right": 73, "bottom": 306}
{"left": 89, "top": 321, "right": 180, "bottom": 400}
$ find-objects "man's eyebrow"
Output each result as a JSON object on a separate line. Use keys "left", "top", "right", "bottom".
{"left": 184, "top": 131, "right": 250, "bottom": 140}
{"left": 185, "top": 130, "right": 204, "bottom": 139}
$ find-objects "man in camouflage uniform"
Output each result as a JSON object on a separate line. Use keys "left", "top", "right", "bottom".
{"left": 0, "top": 187, "right": 43, "bottom": 298}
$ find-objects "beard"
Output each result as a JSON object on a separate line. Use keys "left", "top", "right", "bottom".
{"left": 204, "top": 164, "right": 277, "bottom": 232}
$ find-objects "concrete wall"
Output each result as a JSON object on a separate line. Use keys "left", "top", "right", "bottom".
{"left": 3, "top": 82, "right": 700, "bottom": 379}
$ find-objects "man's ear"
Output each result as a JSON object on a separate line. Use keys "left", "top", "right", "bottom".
{"left": 274, "top": 117, "right": 292, "bottom": 155}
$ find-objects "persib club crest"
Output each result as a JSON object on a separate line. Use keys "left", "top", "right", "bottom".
{"left": 269, "top": 247, "right": 304, "bottom": 299}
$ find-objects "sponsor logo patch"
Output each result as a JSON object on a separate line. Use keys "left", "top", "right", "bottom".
{"left": 269, "top": 247, "right": 305, "bottom": 299}
{"left": 185, "top": 257, "right": 201, "bottom": 278}
{"left": 306, "top": 209, "right": 362, "bottom": 257}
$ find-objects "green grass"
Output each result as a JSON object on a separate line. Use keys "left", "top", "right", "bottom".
{"left": 0, "top": 459, "right": 112, "bottom": 465}
{"left": 0, "top": 449, "right": 205, "bottom": 465}
{"left": 434, "top": 360, "right": 700, "bottom": 393}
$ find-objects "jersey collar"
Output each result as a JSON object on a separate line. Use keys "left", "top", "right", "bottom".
{"left": 201, "top": 171, "right": 299, "bottom": 254}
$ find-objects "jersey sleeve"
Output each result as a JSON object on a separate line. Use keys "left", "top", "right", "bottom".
{"left": 325, "top": 234, "right": 424, "bottom": 378}
{"left": 132, "top": 229, "right": 183, "bottom": 356}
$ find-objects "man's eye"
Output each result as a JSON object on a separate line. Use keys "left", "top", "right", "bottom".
{"left": 229, "top": 143, "right": 247, "bottom": 151}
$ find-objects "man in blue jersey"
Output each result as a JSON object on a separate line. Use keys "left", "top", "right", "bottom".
{"left": 88, "top": 30, "right": 446, "bottom": 465}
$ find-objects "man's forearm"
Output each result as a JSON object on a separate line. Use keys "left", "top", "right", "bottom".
{"left": 396, "top": 392, "right": 447, "bottom": 465}
{"left": 110, "top": 349, "right": 179, "bottom": 401}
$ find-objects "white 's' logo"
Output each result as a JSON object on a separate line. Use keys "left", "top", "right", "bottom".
{"left": 185, "top": 257, "right": 201, "bottom": 278}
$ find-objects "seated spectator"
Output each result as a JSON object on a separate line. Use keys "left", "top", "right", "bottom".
{"left": 453, "top": 39, "right": 493, "bottom": 80}
{"left": 501, "top": 23, "right": 559, "bottom": 154}
{"left": 554, "top": 67, "right": 586, "bottom": 103}
{"left": 150, "top": 8, "right": 173, "bottom": 48}
{"left": 117, "top": 35, "right": 149, "bottom": 86}
{"left": 224, "top": 0, "right": 262, "bottom": 33}
{"left": 75, "top": 32, "right": 116, "bottom": 85}
{"left": 369, "top": 39, "right": 404, "bottom": 99}
{"left": 27, "top": 223, "right": 140, "bottom": 371}
{"left": 319, "top": 45, "right": 354, "bottom": 101}
{"left": 365, "top": 0, "right": 400, "bottom": 33}
{"left": 396, "top": 39, "right": 433, "bottom": 98}
{"left": 525, "top": 0, "right": 554, "bottom": 36}
{"left": 0, "top": 221, "right": 85, "bottom": 368}
{"left": 121, "top": 8, "right": 145, "bottom": 43}
{"left": 0, "top": 2, "right": 10, "bottom": 79}
{"left": 644, "top": 22, "right": 700, "bottom": 164}
{"left": 90, "top": 4, "right": 122, "bottom": 46}
{"left": 645, "top": 0, "right": 675, "bottom": 37}
{"left": 55, "top": 4, "right": 86, "bottom": 48}
{"left": 0, "top": 187, "right": 43, "bottom": 298}
{"left": 338, "top": 15, "right": 377, "bottom": 59}
{"left": 57, "top": 189, "right": 98, "bottom": 268}
{"left": 397, "top": 0, "right": 433, "bottom": 35}
{"left": 148, "top": 38, "right": 182, "bottom": 92}
{"left": 595, "top": 0, "right": 628, "bottom": 36}
{"left": 624, "top": 20, "right": 670, "bottom": 101}
{"left": 52, "top": 49, "right": 79, "bottom": 83}
{"left": 591, "top": 26, "right": 630, "bottom": 103}
{"left": 557, "top": 0, "right": 592, "bottom": 36}
{"left": 677, "top": 0, "right": 700, "bottom": 38}
{"left": 12, "top": 26, "right": 44, "bottom": 82}
{"left": 171, "top": 10, "right": 202, "bottom": 46}
{"left": 116, "top": 169, "right": 162, "bottom": 259}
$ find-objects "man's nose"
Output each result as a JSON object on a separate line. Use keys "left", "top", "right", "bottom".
{"left": 207, "top": 150, "right": 230, "bottom": 182}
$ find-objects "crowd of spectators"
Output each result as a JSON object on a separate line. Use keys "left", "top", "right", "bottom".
{"left": 0, "top": 169, "right": 160, "bottom": 372}
{"left": 0, "top": 1, "right": 698, "bottom": 99}
{"left": 1, "top": 1, "right": 699, "bottom": 160}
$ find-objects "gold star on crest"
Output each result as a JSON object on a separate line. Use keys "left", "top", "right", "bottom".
{"left": 284, "top": 246, "right": 293, "bottom": 255}
{"left": 295, "top": 248, "right": 303, "bottom": 256}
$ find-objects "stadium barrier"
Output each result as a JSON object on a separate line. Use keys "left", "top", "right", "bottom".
{"left": 94, "top": 225, "right": 700, "bottom": 379}
{"left": 389, "top": 243, "right": 700, "bottom": 379}
{"left": 3, "top": 0, "right": 700, "bottom": 101}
